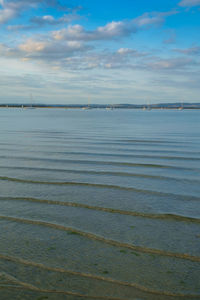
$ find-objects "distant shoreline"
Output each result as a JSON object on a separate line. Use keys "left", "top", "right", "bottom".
{"left": 0, "top": 103, "right": 200, "bottom": 110}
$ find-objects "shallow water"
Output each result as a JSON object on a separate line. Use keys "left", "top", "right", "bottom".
{"left": 0, "top": 108, "right": 200, "bottom": 299}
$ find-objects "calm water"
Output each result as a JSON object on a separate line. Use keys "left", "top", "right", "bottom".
{"left": 0, "top": 108, "right": 200, "bottom": 300}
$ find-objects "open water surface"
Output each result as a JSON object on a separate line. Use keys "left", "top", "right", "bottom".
{"left": 0, "top": 108, "right": 199, "bottom": 300}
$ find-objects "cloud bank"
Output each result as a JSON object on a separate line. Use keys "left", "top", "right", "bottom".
{"left": 0, "top": 0, "right": 199, "bottom": 104}
{"left": 0, "top": 0, "right": 73, "bottom": 24}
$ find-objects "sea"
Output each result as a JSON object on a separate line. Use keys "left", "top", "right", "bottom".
{"left": 0, "top": 108, "right": 199, "bottom": 300}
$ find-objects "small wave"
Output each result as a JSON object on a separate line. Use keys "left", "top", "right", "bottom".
{"left": 0, "top": 271, "right": 39, "bottom": 291}
{"left": 1, "top": 176, "right": 200, "bottom": 200}
{"left": 0, "top": 281, "right": 124, "bottom": 300}
{"left": 2, "top": 148, "right": 200, "bottom": 162}
{"left": 0, "top": 156, "right": 197, "bottom": 171}
{"left": 0, "top": 131, "right": 189, "bottom": 145}
{"left": 1, "top": 197, "right": 199, "bottom": 224}
{"left": 3, "top": 142, "right": 199, "bottom": 156}
{"left": 117, "top": 139, "right": 185, "bottom": 145}
{"left": 0, "top": 254, "right": 199, "bottom": 298}
{"left": 42, "top": 138, "right": 185, "bottom": 146}
{"left": 0, "top": 215, "right": 199, "bottom": 262}
{"left": 0, "top": 166, "right": 199, "bottom": 184}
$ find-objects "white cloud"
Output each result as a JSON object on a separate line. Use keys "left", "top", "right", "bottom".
{"left": 42, "top": 15, "right": 54, "bottom": 22}
{"left": 147, "top": 57, "right": 195, "bottom": 70}
{"left": 179, "top": 0, "right": 200, "bottom": 7}
{"left": 7, "top": 24, "right": 29, "bottom": 30}
{"left": 117, "top": 48, "right": 134, "bottom": 55}
{"left": 31, "top": 13, "right": 80, "bottom": 26}
{"left": 52, "top": 22, "right": 135, "bottom": 42}
{"left": 164, "top": 31, "right": 176, "bottom": 44}
{"left": 7, "top": 13, "right": 80, "bottom": 31}
{"left": 0, "top": 6, "right": 188, "bottom": 73}
{"left": 19, "top": 39, "right": 47, "bottom": 52}
{"left": 117, "top": 47, "right": 147, "bottom": 57}
{"left": 0, "top": 0, "right": 38, "bottom": 24}
{"left": 0, "top": 7, "right": 15, "bottom": 23}
{"left": 174, "top": 46, "right": 200, "bottom": 55}
{"left": 0, "top": 34, "right": 149, "bottom": 70}
{"left": 18, "top": 38, "right": 90, "bottom": 61}
{"left": 96, "top": 21, "right": 133, "bottom": 38}
{"left": 133, "top": 11, "right": 177, "bottom": 27}
{"left": 0, "top": 0, "right": 72, "bottom": 24}
{"left": 52, "top": 11, "right": 173, "bottom": 42}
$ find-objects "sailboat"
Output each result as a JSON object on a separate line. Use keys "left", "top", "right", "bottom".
{"left": 143, "top": 101, "right": 151, "bottom": 111}
{"left": 178, "top": 102, "right": 184, "bottom": 110}
{"left": 82, "top": 96, "right": 92, "bottom": 110}
{"left": 27, "top": 93, "right": 36, "bottom": 109}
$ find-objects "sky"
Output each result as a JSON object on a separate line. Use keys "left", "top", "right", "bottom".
{"left": 0, "top": 0, "right": 200, "bottom": 104}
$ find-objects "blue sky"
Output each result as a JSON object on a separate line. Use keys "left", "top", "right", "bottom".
{"left": 0, "top": 0, "right": 200, "bottom": 104}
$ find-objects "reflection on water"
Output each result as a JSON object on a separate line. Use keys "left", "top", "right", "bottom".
{"left": 0, "top": 108, "right": 200, "bottom": 299}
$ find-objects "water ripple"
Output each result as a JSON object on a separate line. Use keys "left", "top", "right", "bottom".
{"left": 0, "top": 215, "right": 199, "bottom": 262}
